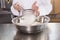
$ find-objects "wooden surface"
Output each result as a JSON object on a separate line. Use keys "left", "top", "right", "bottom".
{"left": 51, "top": 0, "right": 60, "bottom": 14}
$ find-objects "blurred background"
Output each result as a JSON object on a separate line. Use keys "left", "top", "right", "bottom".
{"left": 0, "top": 0, "right": 60, "bottom": 23}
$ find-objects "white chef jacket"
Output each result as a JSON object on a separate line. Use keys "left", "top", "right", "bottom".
{"left": 11, "top": 0, "right": 52, "bottom": 16}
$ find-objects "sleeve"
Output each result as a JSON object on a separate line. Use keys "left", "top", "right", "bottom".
{"left": 10, "top": 0, "right": 20, "bottom": 16}
{"left": 36, "top": 0, "right": 52, "bottom": 16}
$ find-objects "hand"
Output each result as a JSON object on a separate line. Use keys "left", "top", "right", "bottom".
{"left": 13, "top": 3, "right": 21, "bottom": 11}
{"left": 32, "top": 1, "right": 39, "bottom": 16}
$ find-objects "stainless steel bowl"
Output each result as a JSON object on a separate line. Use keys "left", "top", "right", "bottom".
{"left": 12, "top": 16, "right": 50, "bottom": 34}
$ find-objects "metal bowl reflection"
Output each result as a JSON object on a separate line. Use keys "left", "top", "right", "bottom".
{"left": 12, "top": 16, "right": 50, "bottom": 34}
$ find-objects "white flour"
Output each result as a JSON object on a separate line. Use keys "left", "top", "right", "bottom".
{"left": 17, "top": 15, "right": 37, "bottom": 26}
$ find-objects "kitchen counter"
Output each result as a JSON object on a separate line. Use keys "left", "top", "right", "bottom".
{"left": 0, "top": 23, "right": 60, "bottom": 40}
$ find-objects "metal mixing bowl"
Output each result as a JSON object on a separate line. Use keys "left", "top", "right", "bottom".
{"left": 12, "top": 16, "right": 50, "bottom": 34}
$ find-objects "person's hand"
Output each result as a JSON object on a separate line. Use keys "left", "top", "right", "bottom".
{"left": 32, "top": 1, "right": 39, "bottom": 16}
{"left": 13, "top": 3, "right": 21, "bottom": 11}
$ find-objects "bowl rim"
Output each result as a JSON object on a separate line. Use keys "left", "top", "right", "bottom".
{"left": 12, "top": 16, "right": 50, "bottom": 26}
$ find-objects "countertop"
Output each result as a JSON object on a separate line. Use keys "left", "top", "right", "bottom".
{"left": 0, "top": 23, "right": 60, "bottom": 40}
